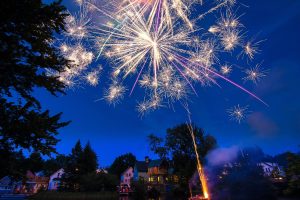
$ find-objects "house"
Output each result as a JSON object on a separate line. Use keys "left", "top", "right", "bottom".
{"left": 120, "top": 167, "right": 134, "bottom": 186}
{"left": 148, "top": 159, "right": 169, "bottom": 185}
{"left": 15, "top": 171, "right": 49, "bottom": 194}
{"left": 96, "top": 168, "right": 108, "bottom": 174}
{"left": 0, "top": 176, "right": 15, "bottom": 194}
{"left": 133, "top": 157, "right": 150, "bottom": 183}
{"left": 48, "top": 168, "right": 64, "bottom": 191}
{"left": 258, "top": 162, "right": 285, "bottom": 181}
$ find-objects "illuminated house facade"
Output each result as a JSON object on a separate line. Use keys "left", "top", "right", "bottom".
{"left": 48, "top": 168, "right": 64, "bottom": 190}
{"left": 147, "top": 159, "right": 169, "bottom": 184}
{"left": 131, "top": 157, "right": 178, "bottom": 187}
{"left": 15, "top": 171, "right": 49, "bottom": 194}
{"left": 120, "top": 167, "right": 134, "bottom": 186}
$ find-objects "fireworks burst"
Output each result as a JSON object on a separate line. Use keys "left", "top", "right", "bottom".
{"left": 220, "top": 64, "right": 232, "bottom": 75}
{"left": 227, "top": 104, "right": 249, "bottom": 123}
{"left": 104, "top": 82, "right": 126, "bottom": 105}
{"left": 85, "top": 66, "right": 102, "bottom": 86}
{"left": 48, "top": 0, "right": 268, "bottom": 119}
{"left": 243, "top": 63, "right": 267, "bottom": 85}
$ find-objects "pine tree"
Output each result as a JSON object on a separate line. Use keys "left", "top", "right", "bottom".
{"left": 61, "top": 140, "right": 83, "bottom": 191}
{"left": 81, "top": 142, "right": 98, "bottom": 174}
{"left": 60, "top": 140, "right": 98, "bottom": 191}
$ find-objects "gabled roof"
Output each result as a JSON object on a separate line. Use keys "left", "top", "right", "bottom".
{"left": 135, "top": 161, "right": 148, "bottom": 172}
{"left": 121, "top": 167, "right": 133, "bottom": 176}
{"left": 35, "top": 171, "right": 46, "bottom": 177}
{"left": 148, "top": 159, "right": 169, "bottom": 168}
{"left": 148, "top": 159, "right": 163, "bottom": 168}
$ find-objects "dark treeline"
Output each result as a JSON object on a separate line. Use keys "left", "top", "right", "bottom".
{"left": 1, "top": 124, "right": 300, "bottom": 200}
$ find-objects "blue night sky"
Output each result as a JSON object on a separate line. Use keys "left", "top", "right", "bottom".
{"left": 40, "top": 0, "right": 300, "bottom": 166}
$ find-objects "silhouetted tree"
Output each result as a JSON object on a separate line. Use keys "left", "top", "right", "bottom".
{"left": 0, "top": 149, "right": 26, "bottom": 179}
{"left": 0, "top": 0, "right": 70, "bottom": 177}
{"left": 43, "top": 154, "right": 69, "bottom": 176}
{"left": 148, "top": 134, "right": 168, "bottom": 159}
{"left": 60, "top": 140, "right": 98, "bottom": 191}
{"left": 25, "top": 152, "right": 44, "bottom": 173}
{"left": 284, "top": 152, "right": 300, "bottom": 197}
{"left": 148, "top": 123, "right": 217, "bottom": 195}
{"left": 81, "top": 142, "right": 98, "bottom": 174}
{"left": 109, "top": 153, "right": 136, "bottom": 178}
{"left": 60, "top": 140, "right": 83, "bottom": 191}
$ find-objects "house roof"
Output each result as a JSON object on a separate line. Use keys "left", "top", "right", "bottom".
{"left": 148, "top": 159, "right": 163, "bottom": 168}
{"left": 0, "top": 176, "right": 13, "bottom": 186}
{"left": 121, "top": 167, "right": 133, "bottom": 176}
{"left": 35, "top": 171, "right": 46, "bottom": 177}
{"left": 135, "top": 161, "right": 148, "bottom": 172}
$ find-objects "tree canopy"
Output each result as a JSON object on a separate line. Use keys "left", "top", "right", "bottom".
{"left": 0, "top": 0, "right": 70, "bottom": 176}
{"left": 148, "top": 123, "right": 217, "bottom": 189}
{"left": 60, "top": 140, "right": 98, "bottom": 191}
{"left": 284, "top": 152, "right": 300, "bottom": 196}
{"left": 109, "top": 153, "right": 137, "bottom": 178}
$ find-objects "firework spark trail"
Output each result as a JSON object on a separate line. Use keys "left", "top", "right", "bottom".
{"left": 196, "top": 0, "right": 236, "bottom": 21}
{"left": 185, "top": 105, "right": 210, "bottom": 199}
{"left": 130, "top": 58, "right": 148, "bottom": 95}
{"left": 175, "top": 54, "right": 268, "bottom": 106}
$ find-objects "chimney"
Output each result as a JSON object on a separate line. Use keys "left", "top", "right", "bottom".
{"left": 145, "top": 156, "right": 150, "bottom": 163}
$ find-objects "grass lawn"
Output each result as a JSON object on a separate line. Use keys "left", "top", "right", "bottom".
{"left": 29, "top": 191, "right": 119, "bottom": 200}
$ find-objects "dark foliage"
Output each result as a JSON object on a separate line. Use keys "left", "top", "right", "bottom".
{"left": 60, "top": 140, "right": 98, "bottom": 191}
{"left": 284, "top": 152, "right": 300, "bottom": 196}
{"left": 43, "top": 154, "right": 70, "bottom": 176}
{"left": 0, "top": 0, "right": 70, "bottom": 177}
{"left": 25, "top": 152, "right": 44, "bottom": 173}
{"left": 109, "top": 153, "right": 136, "bottom": 178}
{"left": 0, "top": 149, "right": 26, "bottom": 179}
{"left": 131, "top": 181, "right": 147, "bottom": 200}
{"left": 148, "top": 123, "right": 217, "bottom": 196}
{"left": 80, "top": 172, "right": 118, "bottom": 192}
{"left": 210, "top": 148, "right": 277, "bottom": 200}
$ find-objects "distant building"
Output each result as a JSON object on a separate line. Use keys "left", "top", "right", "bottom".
{"left": 148, "top": 159, "right": 169, "bottom": 185}
{"left": 96, "top": 168, "right": 108, "bottom": 174}
{"left": 133, "top": 157, "right": 150, "bottom": 183}
{"left": 15, "top": 171, "right": 49, "bottom": 194}
{"left": 120, "top": 167, "right": 134, "bottom": 186}
{"left": 48, "top": 168, "right": 64, "bottom": 191}
{"left": 0, "top": 176, "right": 15, "bottom": 194}
{"left": 258, "top": 162, "right": 285, "bottom": 181}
